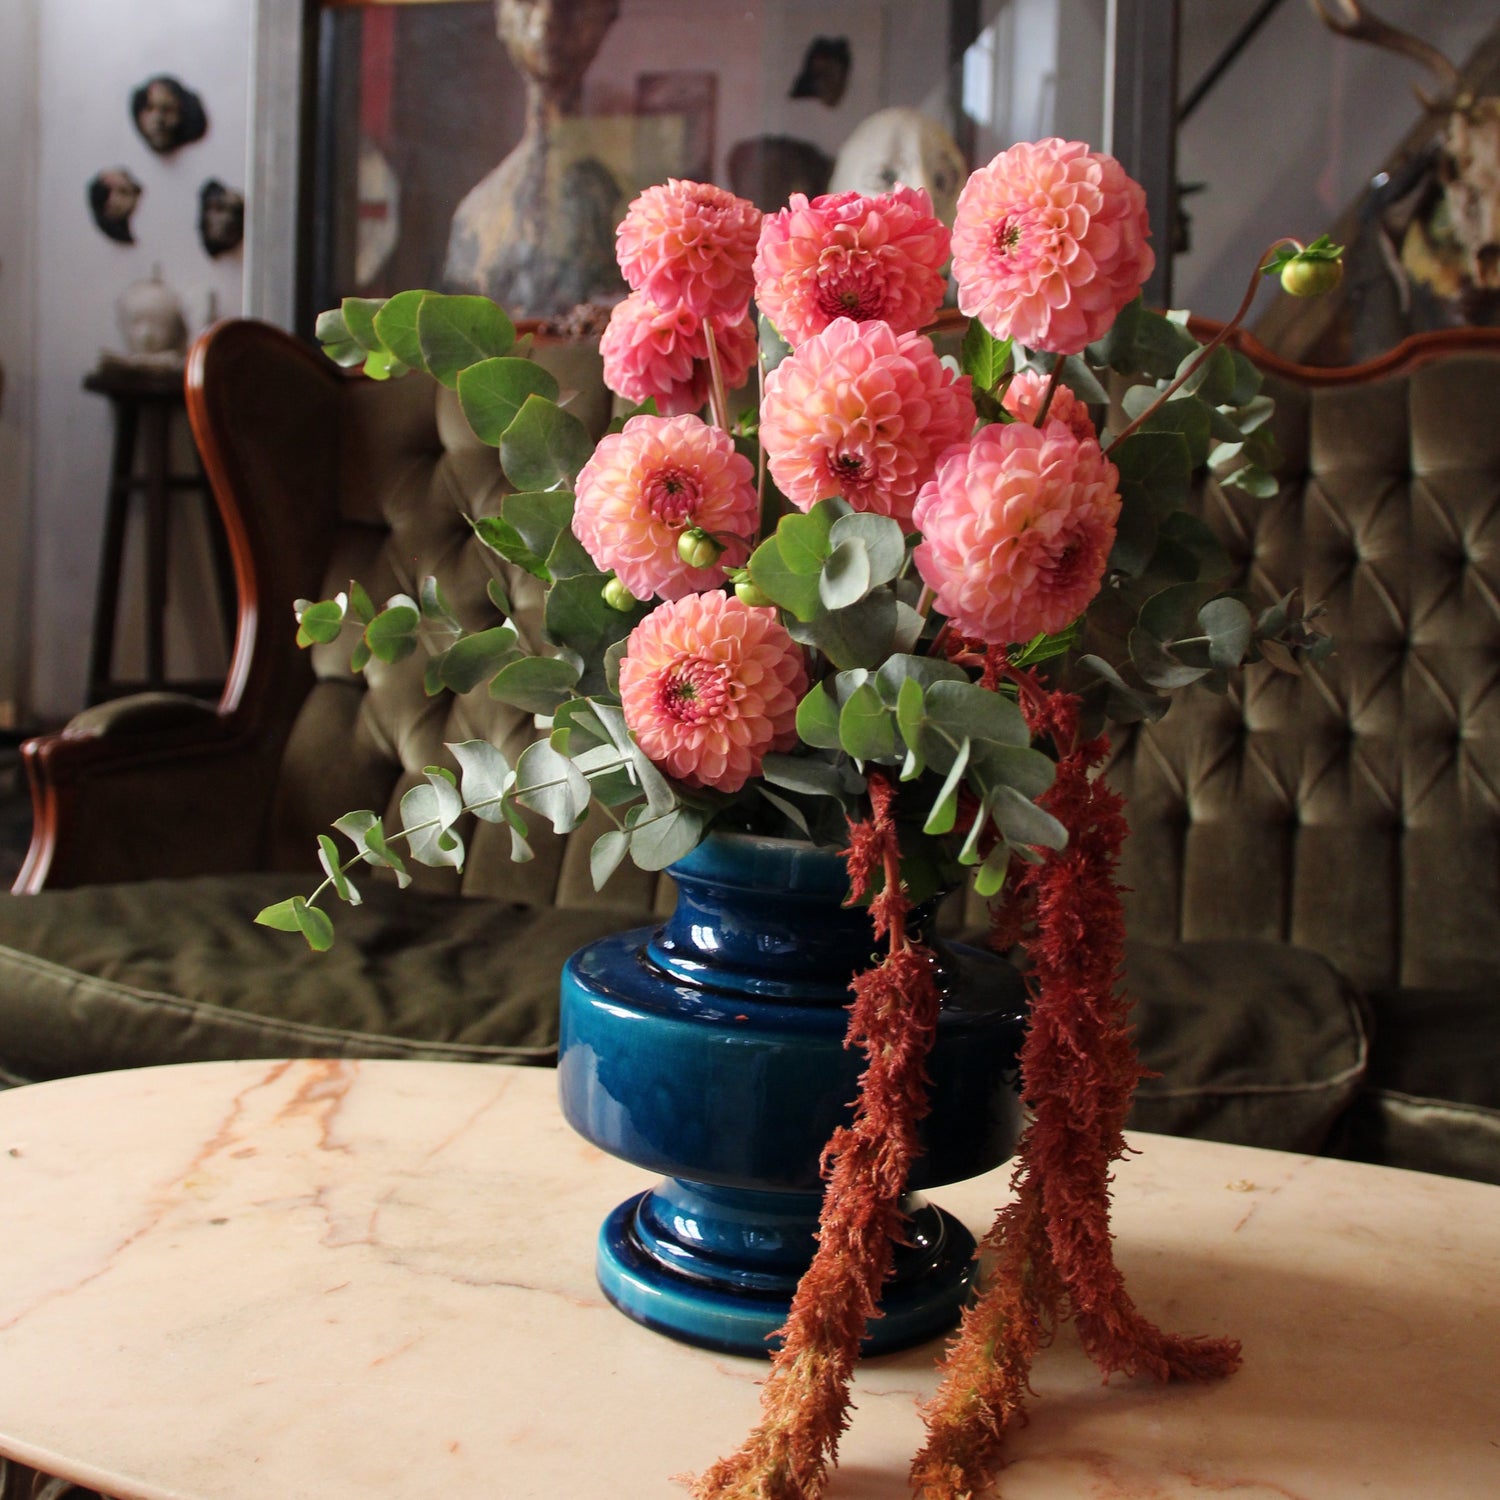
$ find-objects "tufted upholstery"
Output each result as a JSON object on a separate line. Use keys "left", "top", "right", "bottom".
{"left": 1107, "top": 328, "right": 1500, "bottom": 1182}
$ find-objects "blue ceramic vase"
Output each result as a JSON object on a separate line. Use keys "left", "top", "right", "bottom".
{"left": 557, "top": 832, "right": 1027, "bottom": 1358}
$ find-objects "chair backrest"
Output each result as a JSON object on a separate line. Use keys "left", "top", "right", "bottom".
{"left": 188, "top": 317, "right": 665, "bottom": 917}
{"left": 1105, "top": 328, "right": 1500, "bottom": 998}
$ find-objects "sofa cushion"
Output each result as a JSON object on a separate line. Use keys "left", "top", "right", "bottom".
{"left": 1334, "top": 983, "right": 1500, "bottom": 1185}
{"left": 1125, "top": 938, "right": 1370, "bottom": 1153}
{"left": 0, "top": 875, "right": 645, "bottom": 1084}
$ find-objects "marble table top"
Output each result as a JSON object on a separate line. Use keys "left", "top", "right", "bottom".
{"left": 0, "top": 1059, "right": 1497, "bottom": 1498}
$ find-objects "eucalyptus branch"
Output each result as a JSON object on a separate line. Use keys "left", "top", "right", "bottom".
{"left": 1105, "top": 237, "right": 1303, "bottom": 458}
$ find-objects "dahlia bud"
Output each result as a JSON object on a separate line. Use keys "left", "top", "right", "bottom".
{"left": 735, "top": 579, "right": 773, "bottom": 608}
{"left": 601, "top": 577, "right": 638, "bottom": 612}
{"left": 728, "top": 566, "right": 773, "bottom": 608}
{"left": 677, "top": 527, "right": 724, "bottom": 569}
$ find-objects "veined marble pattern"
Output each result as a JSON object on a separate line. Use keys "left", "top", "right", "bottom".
{"left": 0, "top": 1059, "right": 1496, "bottom": 1499}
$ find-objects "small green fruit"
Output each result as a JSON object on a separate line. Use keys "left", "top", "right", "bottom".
{"left": 1280, "top": 256, "right": 1343, "bottom": 298}
{"left": 677, "top": 527, "right": 723, "bottom": 569}
{"left": 601, "top": 577, "right": 637, "bottom": 612}
{"left": 735, "top": 580, "right": 773, "bottom": 608}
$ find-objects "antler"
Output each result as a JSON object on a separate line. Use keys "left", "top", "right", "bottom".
{"left": 1309, "top": 0, "right": 1461, "bottom": 103}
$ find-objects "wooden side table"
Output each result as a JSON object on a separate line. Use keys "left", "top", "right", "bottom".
{"left": 0, "top": 1059, "right": 1497, "bottom": 1499}
{"left": 82, "top": 364, "right": 236, "bottom": 706}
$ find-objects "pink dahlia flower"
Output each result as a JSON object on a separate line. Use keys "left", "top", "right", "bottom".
{"left": 950, "top": 138, "right": 1155, "bottom": 355}
{"left": 754, "top": 186, "right": 951, "bottom": 347}
{"left": 759, "top": 317, "right": 973, "bottom": 528}
{"left": 619, "top": 591, "right": 808, "bottom": 793}
{"left": 573, "top": 414, "right": 758, "bottom": 601}
{"left": 615, "top": 180, "right": 763, "bottom": 322}
{"left": 1001, "top": 369, "right": 1098, "bottom": 444}
{"left": 599, "top": 293, "right": 758, "bottom": 416}
{"left": 912, "top": 419, "right": 1121, "bottom": 645}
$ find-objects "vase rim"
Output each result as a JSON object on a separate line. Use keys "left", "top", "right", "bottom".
{"left": 670, "top": 829, "right": 850, "bottom": 894}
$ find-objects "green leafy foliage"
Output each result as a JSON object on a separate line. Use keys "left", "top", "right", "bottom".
{"left": 270, "top": 272, "right": 1338, "bottom": 947}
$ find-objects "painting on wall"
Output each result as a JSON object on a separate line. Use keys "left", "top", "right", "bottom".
{"left": 305, "top": 0, "right": 963, "bottom": 329}
{"left": 634, "top": 70, "right": 717, "bottom": 185}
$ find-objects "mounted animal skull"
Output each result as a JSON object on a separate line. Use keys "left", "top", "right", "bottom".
{"left": 1312, "top": 0, "right": 1500, "bottom": 297}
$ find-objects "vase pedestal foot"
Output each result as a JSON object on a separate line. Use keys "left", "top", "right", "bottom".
{"left": 595, "top": 1177, "right": 978, "bottom": 1358}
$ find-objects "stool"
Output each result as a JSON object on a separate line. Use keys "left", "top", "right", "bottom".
{"left": 83, "top": 363, "right": 237, "bottom": 705}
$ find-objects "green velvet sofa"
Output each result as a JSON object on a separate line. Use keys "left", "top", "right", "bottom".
{"left": 1, "top": 318, "right": 1494, "bottom": 1186}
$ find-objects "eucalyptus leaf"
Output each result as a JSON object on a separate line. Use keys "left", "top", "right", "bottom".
{"left": 757, "top": 785, "right": 812, "bottom": 839}
{"left": 795, "top": 680, "right": 843, "bottom": 750}
{"left": 923, "top": 679, "right": 1030, "bottom": 750}
{"left": 838, "top": 681, "right": 897, "bottom": 762}
{"left": 628, "top": 804, "right": 707, "bottom": 870}
{"left": 488, "top": 654, "right": 581, "bottom": 714}
{"left": 796, "top": 589, "right": 897, "bottom": 670}
{"left": 513, "top": 740, "right": 591, "bottom": 833}
{"left": 759, "top": 753, "right": 850, "bottom": 801}
{"left": 296, "top": 597, "right": 345, "bottom": 647}
{"left": 371, "top": 289, "right": 433, "bottom": 373}
{"left": 435, "top": 625, "right": 521, "bottom": 694}
{"left": 317, "top": 834, "right": 362, "bottom": 905}
{"left": 340, "top": 297, "right": 387, "bottom": 353}
{"left": 417, "top": 294, "right": 516, "bottom": 389}
{"left": 830, "top": 511, "right": 906, "bottom": 588}
{"left": 473, "top": 515, "right": 549, "bottom": 580}
{"left": 447, "top": 739, "right": 513, "bottom": 821}
{"left": 363, "top": 603, "right": 420, "bottom": 664}
{"left": 819, "top": 536, "right": 873, "bottom": 610}
{"left": 501, "top": 397, "right": 593, "bottom": 492}
{"left": 1200, "top": 595, "right": 1254, "bottom": 669}
{"left": 458, "top": 357, "right": 561, "bottom": 445}
{"left": 589, "top": 828, "right": 630, "bottom": 890}
{"left": 333, "top": 809, "right": 382, "bottom": 861}
{"left": 314, "top": 307, "right": 364, "bottom": 368}
{"left": 923, "top": 738, "right": 970, "bottom": 835}
{"left": 992, "top": 784, "right": 1069, "bottom": 851}
{"left": 876, "top": 653, "right": 966, "bottom": 706}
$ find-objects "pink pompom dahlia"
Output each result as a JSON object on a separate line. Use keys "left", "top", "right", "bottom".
{"left": 1002, "top": 368, "right": 1098, "bottom": 445}
{"left": 759, "top": 317, "right": 973, "bottom": 528}
{"left": 950, "top": 138, "right": 1154, "bottom": 355}
{"left": 573, "top": 414, "right": 758, "bottom": 601}
{"left": 619, "top": 591, "right": 808, "bottom": 794}
{"left": 912, "top": 419, "right": 1121, "bottom": 645}
{"left": 754, "top": 186, "right": 951, "bottom": 347}
{"left": 615, "top": 180, "right": 763, "bottom": 322}
{"left": 599, "top": 293, "right": 758, "bottom": 417}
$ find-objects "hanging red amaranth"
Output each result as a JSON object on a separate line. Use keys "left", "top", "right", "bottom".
{"left": 911, "top": 673, "right": 1241, "bottom": 1498}
{"left": 690, "top": 772, "right": 945, "bottom": 1500}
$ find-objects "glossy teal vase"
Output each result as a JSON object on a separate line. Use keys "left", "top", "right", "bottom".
{"left": 556, "top": 833, "right": 1026, "bottom": 1358}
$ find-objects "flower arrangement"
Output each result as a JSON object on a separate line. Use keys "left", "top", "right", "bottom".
{"left": 273, "top": 139, "right": 1338, "bottom": 1499}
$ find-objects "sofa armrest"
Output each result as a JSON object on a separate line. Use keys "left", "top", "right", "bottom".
{"left": 15, "top": 710, "right": 284, "bottom": 892}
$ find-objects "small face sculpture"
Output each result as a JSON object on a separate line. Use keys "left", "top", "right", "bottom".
{"left": 88, "top": 168, "right": 143, "bottom": 244}
{"left": 131, "top": 75, "right": 207, "bottom": 155}
{"left": 830, "top": 108, "right": 967, "bottom": 227}
{"left": 198, "top": 179, "right": 245, "bottom": 258}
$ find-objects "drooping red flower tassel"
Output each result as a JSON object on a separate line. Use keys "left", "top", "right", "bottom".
{"left": 690, "top": 772, "right": 942, "bottom": 1500}
{"left": 911, "top": 673, "right": 1241, "bottom": 1497}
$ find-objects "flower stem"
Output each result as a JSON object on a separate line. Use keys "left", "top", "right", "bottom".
{"left": 1034, "top": 359, "right": 1067, "bottom": 427}
{"left": 1105, "top": 237, "right": 1302, "bottom": 458}
{"left": 704, "top": 319, "right": 731, "bottom": 435}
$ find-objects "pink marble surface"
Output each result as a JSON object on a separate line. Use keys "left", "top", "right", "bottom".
{"left": 0, "top": 1058, "right": 1496, "bottom": 1498}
